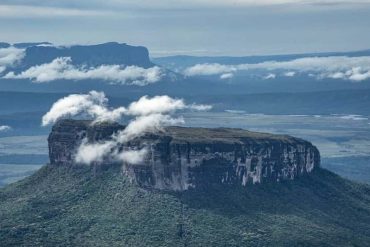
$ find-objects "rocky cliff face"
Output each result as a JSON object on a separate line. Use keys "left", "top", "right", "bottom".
{"left": 48, "top": 119, "right": 320, "bottom": 191}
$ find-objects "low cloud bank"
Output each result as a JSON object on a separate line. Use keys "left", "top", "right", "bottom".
{"left": 4, "top": 57, "right": 164, "bottom": 85}
{"left": 43, "top": 91, "right": 211, "bottom": 165}
{"left": 184, "top": 63, "right": 236, "bottom": 76}
{"left": 183, "top": 56, "right": 370, "bottom": 81}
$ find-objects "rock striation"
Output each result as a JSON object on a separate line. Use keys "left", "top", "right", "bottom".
{"left": 48, "top": 119, "right": 320, "bottom": 191}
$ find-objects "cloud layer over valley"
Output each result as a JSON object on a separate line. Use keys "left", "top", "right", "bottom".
{"left": 2, "top": 43, "right": 370, "bottom": 85}
{"left": 4, "top": 57, "right": 164, "bottom": 85}
{"left": 183, "top": 56, "right": 370, "bottom": 81}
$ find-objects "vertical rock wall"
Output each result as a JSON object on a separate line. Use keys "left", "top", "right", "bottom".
{"left": 48, "top": 120, "right": 320, "bottom": 191}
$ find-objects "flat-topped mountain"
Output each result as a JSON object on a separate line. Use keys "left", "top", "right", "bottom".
{"left": 49, "top": 119, "right": 320, "bottom": 191}
{"left": 1, "top": 119, "right": 370, "bottom": 246}
{"left": 16, "top": 42, "right": 154, "bottom": 71}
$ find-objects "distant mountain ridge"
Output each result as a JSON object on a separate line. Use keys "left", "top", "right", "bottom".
{"left": 1, "top": 42, "right": 370, "bottom": 99}
{"left": 153, "top": 49, "right": 370, "bottom": 69}
{"left": 13, "top": 42, "right": 154, "bottom": 71}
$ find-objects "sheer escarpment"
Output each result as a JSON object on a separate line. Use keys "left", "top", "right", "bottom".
{"left": 48, "top": 119, "right": 320, "bottom": 191}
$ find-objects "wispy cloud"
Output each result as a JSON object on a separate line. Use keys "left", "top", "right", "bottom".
{"left": 220, "top": 73, "right": 234, "bottom": 80}
{"left": 284, "top": 71, "right": 296, "bottom": 77}
{"left": 0, "top": 125, "right": 11, "bottom": 132}
{"left": 4, "top": 57, "right": 164, "bottom": 85}
{"left": 43, "top": 91, "right": 212, "bottom": 165}
{"left": 115, "top": 148, "right": 149, "bottom": 165}
{"left": 183, "top": 56, "right": 370, "bottom": 81}
{"left": 263, "top": 73, "right": 276, "bottom": 80}
{"left": 184, "top": 63, "right": 236, "bottom": 76}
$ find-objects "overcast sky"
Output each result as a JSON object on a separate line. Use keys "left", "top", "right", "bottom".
{"left": 1, "top": 0, "right": 370, "bottom": 56}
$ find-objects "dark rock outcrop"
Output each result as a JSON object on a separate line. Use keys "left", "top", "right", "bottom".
{"left": 48, "top": 119, "right": 320, "bottom": 191}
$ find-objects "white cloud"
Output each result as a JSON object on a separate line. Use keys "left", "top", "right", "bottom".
{"left": 184, "top": 63, "right": 236, "bottom": 76}
{"left": 0, "top": 47, "right": 25, "bottom": 71}
{"left": 324, "top": 67, "right": 370, "bottom": 81}
{"left": 327, "top": 71, "right": 345, "bottom": 79}
{"left": 183, "top": 56, "right": 370, "bottom": 81}
{"left": 126, "top": 95, "right": 186, "bottom": 116}
{"left": 243, "top": 56, "right": 370, "bottom": 72}
{"left": 42, "top": 91, "right": 126, "bottom": 126}
{"left": 188, "top": 103, "right": 213, "bottom": 111}
{"left": 284, "top": 71, "right": 296, "bottom": 77}
{"left": 125, "top": 95, "right": 212, "bottom": 117}
{"left": 114, "top": 148, "right": 148, "bottom": 165}
{"left": 220, "top": 73, "right": 234, "bottom": 80}
{"left": 74, "top": 113, "right": 184, "bottom": 165}
{"left": 347, "top": 68, "right": 370, "bottom": 81}
{"left": 264, "top": 73, "right": 276, "bottom": 79}
{"left": 43, "top": 91, "right": 212, "bottom": 165}
{"left": 336, "top": 114, "right": 368, "bottom": 121}
{"left": 117, "top": 114, "right": 185, "bottom": 142}
{"left": 0, "top": 125, "right": 11, "bottom": 132}
{"left": 4, "top": 57, "right": 164, "bottom": 85}
{"left": 75, "top": 139, "right": 114, "bottom": 164}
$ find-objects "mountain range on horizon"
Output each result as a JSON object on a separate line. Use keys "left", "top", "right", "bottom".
{"left": 1, "top": 41, "right": 370, "bottom": 139}
{"left": 0, "top": 41, "right": 369, "bottom": 96}
{"left": 2, "top": 40, "right": 370, "bottom": 58}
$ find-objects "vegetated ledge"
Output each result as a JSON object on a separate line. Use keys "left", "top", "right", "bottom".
{"left": 48, "top": 119, "right": 320, "bottom": 191}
